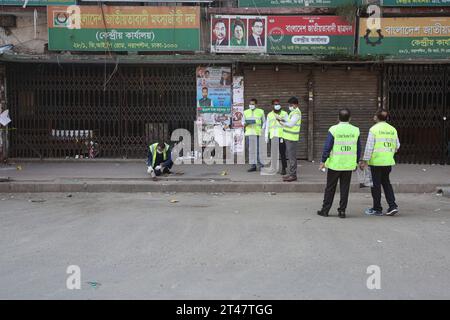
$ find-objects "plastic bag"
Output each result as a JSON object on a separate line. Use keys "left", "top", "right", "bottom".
{"left": 357, "top": 167, "right": 373, "bottom": 188}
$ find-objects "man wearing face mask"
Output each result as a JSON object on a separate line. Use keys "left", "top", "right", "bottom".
{"left": 279, "top": 97, "right": 302, "bottom": 182}
{"left": 265, "top": 99, "right": 288, "bottom": 175}
{"left": 147, "top": 141, "right": 173, "bottom": 179}
{"left": 242, "top": 98, "right": 266, "bottom": 172}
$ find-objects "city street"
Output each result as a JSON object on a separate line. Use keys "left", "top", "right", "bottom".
{"left": 0, "top": 192, "right": 449, "bottom": 299}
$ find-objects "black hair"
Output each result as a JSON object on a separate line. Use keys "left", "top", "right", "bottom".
{"left": 250, "top": 98, "right": 257, "bottom": 104}
{"left": 202, "top": 87, "right": 208, "bottom": 91}
{"left": 376, "top": 109, "right": 389, "bottom": 121}
{"left": 339, "top": 108, "right": 351, "bottom": 122}
{"left": 271, "top": 99, "right": 280, "bottom": 105}
{"left": 157, "top": 142, "right": 166, "bottom": 149}
{"left": 252, "top": 19, "right": 263, "bottom": 27}
{"left": 288, "top": 97, "right": 299, "bottom": 105}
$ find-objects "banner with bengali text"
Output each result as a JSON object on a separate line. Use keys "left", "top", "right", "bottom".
{"left": 47, "top": 6, "right": 200, "bottom": 51}
{"left": 359, "top": 17, "right": 450, "bottom": 58}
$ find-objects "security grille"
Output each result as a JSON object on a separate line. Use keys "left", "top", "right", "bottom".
{"left": 384, "top": 65, "right": 449, "bottom": 164}
{"left": 7, "top": 63, "right": 196, "bottom": 158}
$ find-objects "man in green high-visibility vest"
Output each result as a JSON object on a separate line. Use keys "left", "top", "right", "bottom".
{"left": 279, "top": 97, "right": 302, "bottom": 182}
{"left": 317, "top": 109, "right": 361, "bottom": 219}
{"left": 360, "top": 109, "right": 400, "bottom": 216}
{"left": 147, "top": 141, "right": 173, "bottom": 179}
{"left": 243, "top": 98, "right": 266, "bottom": 172}
{"left": 265, "top": 99, "right": 288, "bottom": 175}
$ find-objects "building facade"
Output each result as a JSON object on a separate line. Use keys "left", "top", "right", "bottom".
{"left": 0, "top": 0, "right": 449, "bottom": 164}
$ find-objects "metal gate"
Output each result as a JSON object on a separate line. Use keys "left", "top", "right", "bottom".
{"left": 7, "top": 63, "right": 196, "bottom": 158}
{"left": 384, "top": 64, "right": 449, "bottom": 164}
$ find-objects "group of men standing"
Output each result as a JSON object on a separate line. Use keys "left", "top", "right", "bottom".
{"left": 242, "top": 98, "right": 400, "bottom": 218}
{"left": 243, "top": 97, "right": 302, "bottom": 182}
{"left": 146, "top": 97, "right": 400, "bottom": 218}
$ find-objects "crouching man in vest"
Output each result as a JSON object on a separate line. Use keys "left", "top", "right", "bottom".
{"left": 360, "top": 109, "right": 400, "bottom": 216}
{"left": 147, "top": 142, "right": 173, "bottom": 179}
{"left": 317, "top": 109, "right": 361, "bottom": 218}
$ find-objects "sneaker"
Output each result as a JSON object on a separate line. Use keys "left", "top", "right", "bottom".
{"left": 386, "top": 207, "right": 399, "bottom": 216}
{"left": 365, "top": 208, "right": 383, "bottom": 216}
{"left": 338, "top": 210, "right": 346, "bottom": 219}
{"left": 247, "top": 167, "right": 257, "bottom": 172}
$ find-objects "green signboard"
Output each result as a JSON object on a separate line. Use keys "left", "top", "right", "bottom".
{"left": 382, "top": 0, "right": 450, "bottom": 6}
{"left": 239, "top": 0, "right": 359, "bottom": 7}
{"left": 359, "top": 17, "right": 450, "bottom": 58}
{"left": 1, "top": 0, "right": 75, "bottom": 5}
{"left": 47, "top": 6, "right": 200, "bottom": 52}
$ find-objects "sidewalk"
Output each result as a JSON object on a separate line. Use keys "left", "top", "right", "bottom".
{"left": 0, "top": 159, "right": 449, "bottom": 193}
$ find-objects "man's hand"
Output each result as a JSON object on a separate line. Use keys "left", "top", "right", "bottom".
{"left": 264, "top": 135, "right": 269, "bottom": 144}
{"left": 319, "top": 163, "right": 325, "bottom": 172}
{"left": 147, "top": 166, "right": 154, "bottom": 174}
{"left": 359, "top": 160, "right": 367, "bottom": 170}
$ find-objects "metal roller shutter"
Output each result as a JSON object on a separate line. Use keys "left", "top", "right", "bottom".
{"left": 313, "top": 66, "right": 380, "bottom": 160}
{"left": 243, "top": 65, "right": 309, "bottom": 159}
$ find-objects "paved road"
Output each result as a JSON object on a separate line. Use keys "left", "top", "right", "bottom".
{"left": 0, "top": 192, "right": 449, "bottom": 299}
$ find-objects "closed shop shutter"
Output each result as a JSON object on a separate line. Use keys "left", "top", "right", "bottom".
{"left": 313, "top": 66, "right": 380, "bottom": 160}
{"left": 243, "top": 65, "right": 309, "bottom": 159}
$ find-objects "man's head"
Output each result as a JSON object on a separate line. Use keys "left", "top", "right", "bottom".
{"left": 339, "top": 108, "right": 351, "bottom": 122}
{"left": 201, "top": 87, "right": 208, "bottom": 98}
{"left": 213, "top": 20, "right": 227, "bottom": 41}
{"left": 288, "top": 97, "right": 299, "bottom": 111}
{"left": 251, "top": 19, "right": 264, "bottom": 37}
{"left": 272, "top": 99, "right": 281, "bottom": 112}
{"left": 204, "top": 70, "right": 210, "bottom": 78}
{"left": 157, "top": 142, "right": 166, "bottom": 153}
{"left": 249, "top": 98, "right": 257, "bottom": 110}
{"left": 374, "top": 109, "right": 389, "bottom": 122}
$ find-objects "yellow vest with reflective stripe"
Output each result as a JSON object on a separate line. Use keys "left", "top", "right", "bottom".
{"left": 282, "top": 108, "right": 301, "bottom": 141}
{"left": 267, "top": 110, "right": 288, "bottom": 139}
{"left": 325, "top": 123, "right": 360, "bottom": 171}
{"left": 149, "top": 143, "right": 169, "bottom": 167}
{"left": 244, "top": 108, "right": 265, "bottom": 136}
{"left": 368, "top": 122, "right": 398, "bottom": 166}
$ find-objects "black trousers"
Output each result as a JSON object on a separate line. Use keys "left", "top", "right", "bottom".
{"left": 370, "top": 165, "right": 397, "bottom": 211}
{"left": 279, "top": 138, "right": 287, "bottom": 170}
{"left": 321, "top": 169, "right": 352, "bottom": 214}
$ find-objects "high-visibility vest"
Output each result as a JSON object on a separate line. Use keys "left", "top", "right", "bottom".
{"left": 267, "top": 110, "right": 288, "bottom": 139}
{"left": 149, "top": 143, "right": 169, "bottom": 167}
{"left": 282, "top": 108, "right": 302, "bottom": 141}
{"left": 368, "top": 121, "right": 398, "bottom": 166}
{"left": 325, "top": 123, "right": 360, "bottom": 171}
{"left": 244, "top": 108, "right": 265, "bottom": 136}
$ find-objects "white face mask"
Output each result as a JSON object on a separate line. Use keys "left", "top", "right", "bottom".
{"left": 274, "top": 104, "right": 281, "bottom": 111}
{"left": 249, "top": 104, "right": 256, "bottom": 110}
{"left": 157, "top": 149, "right": 163, "bottom": 154}
{"left": 289, "top": 106, "right": 295, "bottom": 111}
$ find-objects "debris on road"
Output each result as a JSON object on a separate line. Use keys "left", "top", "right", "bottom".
{"left": 220, "top": 171, "right": 228, "bottom": 176}
{"left": 29, "top": 199, "right": 46, "bottom": 203}
{"left": 86, "top": 281, "right": 101, "bottom": 288}
{"left": 170, "top": 199, "right": 179, "bottom": 203}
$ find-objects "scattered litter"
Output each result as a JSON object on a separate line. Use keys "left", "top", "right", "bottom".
{"left": 16, "top": 165, "right": 22, "bottom": 171}
{"left": 174, "top": 172, "right": 184, "bottom": 175}
{"left": 220, "top": 171, "right": 228, "bottom": 176}
{"left": 66, "top": 194, "right": 72, "bottom": 198}
{"left": 422, "top": 168, "right": 427, "bottom": 172}
{"left": 303, "top": 218, "right": 311, "bottom": 224}
{"left": 29, "top": 199, "right": 46, "bottom": 203}
{"left": 1, "top": 198, "right": 6, "bottom": 201}
{"left": 170, "top": 199, "right": 179, "bottom": 203}
{"left": 209, "top": 179, "right": 215, "bottom": 183}
{"left": 268, "top": 192, "right": 277, "bottom": 196}
{"left": 86, "top": 281, "right": 101, "bottom": 288}
{"left": 377, "top": 240, "right": 383, "bottom": 243}
{"left": 433, "top": 208, "right": 441, "bottom": 213}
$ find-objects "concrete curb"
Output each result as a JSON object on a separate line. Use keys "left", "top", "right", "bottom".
{"left": 0, "top": 181, "right": 447, "bottom": 193}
